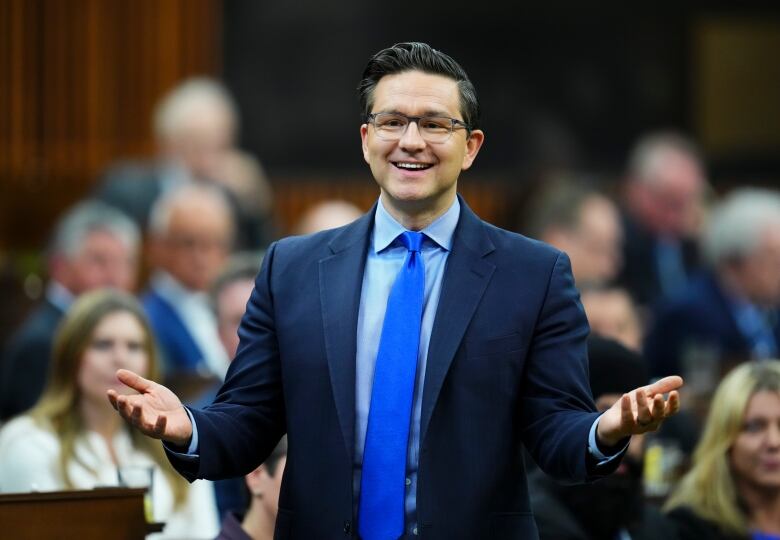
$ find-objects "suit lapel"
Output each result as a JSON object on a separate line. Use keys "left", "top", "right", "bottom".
{"left": 319, "top": 207, "right": 375, "bottom": 462}
{"left": 420, "top": 199, "right": 495, "bottom": 446}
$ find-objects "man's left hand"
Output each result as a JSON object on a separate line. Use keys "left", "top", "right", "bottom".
{"left": 596, "top": 375, "right": 683, "bottom": 447}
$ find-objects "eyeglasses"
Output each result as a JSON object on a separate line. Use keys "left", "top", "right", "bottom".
{"left": 366, "top": 112, "right": 470, "bottom": 143}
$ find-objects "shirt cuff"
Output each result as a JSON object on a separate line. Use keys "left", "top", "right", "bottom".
{"left": 588, "top": 414, "right": 629, "bottom": 464}
{"left": 162, "top": 407, "right": 200, "bottom": 457}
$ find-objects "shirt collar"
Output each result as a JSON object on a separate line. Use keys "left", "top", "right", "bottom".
{"left": 373, "top": 196, "right": 460, "bottom": 254}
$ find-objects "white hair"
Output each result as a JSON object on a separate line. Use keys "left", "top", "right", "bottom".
{"left": 702, "top": 188, "right": 780, "bottom": 266}
{"left": 148, "top": 183, "right": 234, "bottom": 238}
{"left": 627, "top": 131, "right": 702, "bottom": 184}
{"left": 50, "top": 200, "right": 140, "bottom": 259}
{"left": 153, "top": 77, "right": 238, "bottom": 141}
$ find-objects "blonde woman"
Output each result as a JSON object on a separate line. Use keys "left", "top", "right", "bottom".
{"left": 665, "top": 361, "right": 780, "bottom": 540}
{"left": 0, "top": 290, "right": 219, "bottom": 538}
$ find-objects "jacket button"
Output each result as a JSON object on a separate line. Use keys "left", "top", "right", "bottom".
{"left": 343, "top": 520, "right": 351, "bottom": 534}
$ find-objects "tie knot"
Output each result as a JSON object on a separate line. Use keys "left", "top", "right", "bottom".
{"left": 399, "top": 231, "right": 423, "bottom": 253}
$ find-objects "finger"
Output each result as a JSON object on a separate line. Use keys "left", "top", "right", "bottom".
{"left": 645, "top": 375, "right": 684, "bottom": 396}
{"left": 620, "top": 393, "right": 633, "bottom": 428}
{"left": 116, "top": 369, "right": 155, "bottom": 394}
{"left": 651, "top": 394, "right": 665, "bottom": 419}
{"left": 107, "top": 389, "right": 119, "bottom": 410}
{"left": 664, "top": 390, "right": 681, "bottom": 416}
{"left": 152, "top": 414, "right": 167, "bottom": 437}
{"left": 636, "top": 389, "right": 652, "bottom": 425}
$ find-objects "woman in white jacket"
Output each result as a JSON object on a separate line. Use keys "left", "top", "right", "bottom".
{"left": 0, "top": 289, "right": 218, "bottom": 538}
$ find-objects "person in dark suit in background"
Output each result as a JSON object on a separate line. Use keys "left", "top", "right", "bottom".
{"left": 617, "top": 132, "right": 707, "bottom": 308}
{"left": 1, "top": 200, "right": 139, "bottom": 420}
{"left": 108, "top": 43, "right": 682, "bottom": 540}
{"left": 645, "top": 189, "right": 780, "bottom": 383}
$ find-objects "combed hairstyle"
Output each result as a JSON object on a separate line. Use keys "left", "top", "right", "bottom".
{"left": 664, "top": 360, "right": 780, "bottom": 536}
{"left": 357, "top": 42, "right": 480, "bottom": 130}
{"left": 701, "top": 188, "right": 780, "bottom": 267}
{"left": 148, "top": 183, "right": 235, "bottom": 241}
{"left": 627, "top": 131, "right": 703, "bottom": 184}
{"left": 153, "top": 77, "right": 238, "bottom": 141}
{"left": 49, "top": 200, "right": 140, "bottom": 260}
{"left": 30, "top": 289, "right": 189, "bottom": 506}
{"left": 209, "top": 251, "right": 263, "bottom": 317}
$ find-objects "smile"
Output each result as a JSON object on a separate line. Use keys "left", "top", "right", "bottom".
{"left": 393, "top": 161, "right": 433, "bottom": 171}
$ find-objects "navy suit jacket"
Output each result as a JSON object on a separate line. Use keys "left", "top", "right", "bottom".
{"left": 645, "top": 272, "right": 780, "bottom": 379}
{"left": 167, "top": 199, "right": 614, "bottom": 540}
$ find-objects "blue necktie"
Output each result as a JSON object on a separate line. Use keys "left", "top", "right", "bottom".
{"left": 359, "top": 231, "right": 425, "bottom": 540}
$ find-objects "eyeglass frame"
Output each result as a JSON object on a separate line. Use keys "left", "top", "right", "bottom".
{"left": 365, "top": 112, "right": 472, "bottom": 143}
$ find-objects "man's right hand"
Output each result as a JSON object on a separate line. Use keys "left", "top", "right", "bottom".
{"left": 107, "top": 369, "right": 193, "bottom": 448}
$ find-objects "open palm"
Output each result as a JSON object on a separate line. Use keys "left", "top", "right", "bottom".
{"left": 107, "top": 369, "right": 193, "bottom": 447}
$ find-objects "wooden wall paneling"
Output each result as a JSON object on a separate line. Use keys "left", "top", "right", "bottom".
{"left": 0, "top": 0, "right": 221, "bottom": 250}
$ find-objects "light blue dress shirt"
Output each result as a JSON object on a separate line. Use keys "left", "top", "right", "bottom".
{"left": 179, "top": 196, "right": 623, "bottom": 537}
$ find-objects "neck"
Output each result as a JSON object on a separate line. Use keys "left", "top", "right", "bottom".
{"left": 241, "top": 501, "right": 276, "bottom": 540}
{"left": 380, "top": 192, "right": 455, "bottom": 231}
{"left": 80, "top": 398, "right": 122, "bottom": 440}
{"left": 740, "top": 481, "right": 780, "bottom": 534}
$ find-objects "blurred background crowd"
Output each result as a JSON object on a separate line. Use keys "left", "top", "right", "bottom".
{"left": 1, "top": 2, "right": 779, "bottom": 539}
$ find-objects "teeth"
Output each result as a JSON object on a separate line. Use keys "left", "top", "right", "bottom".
{"left": 395, "top": 162, "right": 430, "bottom": 169}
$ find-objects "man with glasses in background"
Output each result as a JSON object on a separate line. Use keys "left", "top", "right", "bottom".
{"left": 109, "top": 42, "right": 683, "bottom": 540}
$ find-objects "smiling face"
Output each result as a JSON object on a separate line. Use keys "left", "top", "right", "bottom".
{"left": 730, "top": 390, "right": 780, "bottom": 492}
{"left": 360, "top": 70, "right": 484, "bottom": 228}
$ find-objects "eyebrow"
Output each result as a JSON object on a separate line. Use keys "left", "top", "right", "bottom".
{"left": 378, "top": 108, "right": 457, "bottom": 118}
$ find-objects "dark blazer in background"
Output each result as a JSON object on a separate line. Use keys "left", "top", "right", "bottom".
{"left": 167, "top": 199, "right": 619, "bottom": 540}
{"left": 617, "top": 212, "right": 700, "bottom": 308}
{"left": 0, "top": 299, "right": 65, "bottom": 420}
{"left": 644, "top": 272, "right": 780, "bottom": 379}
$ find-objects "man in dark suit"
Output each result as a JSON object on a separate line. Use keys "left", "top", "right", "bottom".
{"left": 616, "top": 132, "right": 706, "bottom": 308}
{"left": 0, "top": 200, "right": 139, "bottom": 420}
{"left": 645, "top": 188, "right": 780, "bottom": 381}
{"left": 109, "top": 43, "right": 682, "bottom": 540}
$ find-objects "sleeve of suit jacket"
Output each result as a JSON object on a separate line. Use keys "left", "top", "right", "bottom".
{"left": 166, "top": 241, "right": 287, "bottom": 481}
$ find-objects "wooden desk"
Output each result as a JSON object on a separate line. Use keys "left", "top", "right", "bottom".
{"left": 0, "top": 488, "right": 164, "bottom": 539}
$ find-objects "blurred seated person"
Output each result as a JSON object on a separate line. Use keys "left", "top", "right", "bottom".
{"left": 617, "top": 132, "right": 708, "bottom": 307}
{"left": 581, "top": 286, "right": 643, "bottom": 352}
{"left": 143, "top": 184, "right": 234, "bottom": 402}
{"left": 1, "top": 200, "right": 139, "bottom": 420}
{"left": 211, "top": 149, "right": 276, "bottom": 247}
{"left": 217, "top": 436, "right": 287, "bottom": 540}
{"left": 0, "top": 290, "right": 219, "bottom": 538}
{"left": 645, "top": 189, "right": 780, "bottom": 386}
{"left": 96, "top": 78, "right": 271, "bottom": 249}
{"left": 525, "top": 181, "right": 623, "bottom": 289}
{"left": 529, "top": 336, "right": 678, "bottom": 540}
{"left": 665, "top": 360, "right": 780, "bottom": 540}
{"left": 294, "top": 199, "right": 363, "bottom": 236}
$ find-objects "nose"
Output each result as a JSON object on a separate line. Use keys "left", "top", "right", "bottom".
{"left": 398, "top": 120, "right": 426, "bottom": 152}
{"left": 768, "top": 423, "right": 780, "bottom": 449}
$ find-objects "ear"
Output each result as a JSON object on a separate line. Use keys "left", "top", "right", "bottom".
{"left": 360, "top": 124, "right": 371, "bottom": 165}
{"left": 461, "top": 129, "right": 485, "bottom": 171}
{"left": 244, "top": 465, "right": 264, "bottom": 496}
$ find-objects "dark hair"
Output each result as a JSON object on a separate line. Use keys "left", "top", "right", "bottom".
{"left": 358, "top": 42, "right": 480, "bottom": 130}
